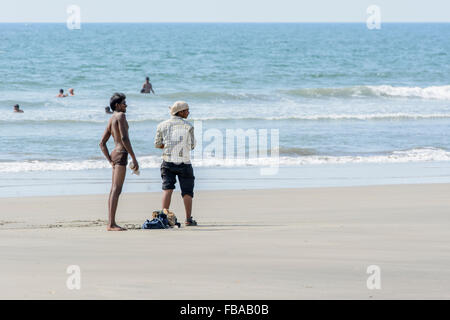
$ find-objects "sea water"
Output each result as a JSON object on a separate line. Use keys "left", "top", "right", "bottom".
{"left": 1, "top": 23, "right": 449, "bottom": 196}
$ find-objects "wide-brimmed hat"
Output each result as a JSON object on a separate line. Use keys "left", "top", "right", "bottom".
{"left": 169, "top": 101, "right": 189, "bottom": 116}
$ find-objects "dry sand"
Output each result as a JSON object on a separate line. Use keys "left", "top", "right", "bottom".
{"left": 0, "top": 184, "right": 449, "bottom": 299}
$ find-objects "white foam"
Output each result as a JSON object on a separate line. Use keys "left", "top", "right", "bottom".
{"left": 275, "top": 148, "right": 450, "bottom": 165}
{"left": 4, "top": 112, "right": 450, "bottom": 124}
{"left": 258, "top": 113, "right": 450, "bottom": 121}
{"left": 1, "top": 148, "right": 449, "bottom": 173}
{"left": 286, "top": 85, "right": 450, "bottom": 100}
{"left": 368, "top": 85, "right": 450, "bottom": 100}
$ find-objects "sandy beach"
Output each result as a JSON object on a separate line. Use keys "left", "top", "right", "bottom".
{"left": 1, "top": 183, "right": 449, "bottom": 299}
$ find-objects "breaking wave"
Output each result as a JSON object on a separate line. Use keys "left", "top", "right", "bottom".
{"left": 285, "top": 85, "right": 450, "bottom": 100}
{"left": 3, "top": 113, "right": 450, "bottom": 124}
{"left": 1, "top": 148, "right": 449, "bottom": 173}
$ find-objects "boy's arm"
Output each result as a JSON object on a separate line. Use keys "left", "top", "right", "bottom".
{"left": 99, "top": 125, "right": 113, "bottom": 165}
{"left": 118, "top": 114, "right": 138, "bottom": 168}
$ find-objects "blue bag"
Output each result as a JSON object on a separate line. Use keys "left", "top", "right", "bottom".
{"left": 142, "top": 212, "right": 170, "bottom": 229}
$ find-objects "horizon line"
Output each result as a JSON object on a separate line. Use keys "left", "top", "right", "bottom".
{"left": 1, "top": 21, "right": 450, "bottom": 24}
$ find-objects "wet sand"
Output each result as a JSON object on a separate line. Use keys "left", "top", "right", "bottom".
{"left": 1, "top": 184, "right": 449, "bottom": 299}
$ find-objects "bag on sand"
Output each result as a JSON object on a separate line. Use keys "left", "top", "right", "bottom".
{"left": 142, "top": 216, "right": 168, "bottom": 229}
{"left": 160, "top": 208, "right": 181, "bottom": 228}
{"left": 142, "top": 209, "right": 181, "bottom": 229}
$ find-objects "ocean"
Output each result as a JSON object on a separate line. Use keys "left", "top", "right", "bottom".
{"left": 1, "top": 23, "right": 450, "bottom": 196}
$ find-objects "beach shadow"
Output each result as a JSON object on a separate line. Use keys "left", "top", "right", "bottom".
{"left": 196, "top": 224, "right": 280, "bottom": 228}
{"left": 0, "top": 221, "right": 282, "bottom": 231}
{"left": 0, "top": 219, "right": 107, "bottom": 230}
{"left": 0, "top": 220, "right": 22, "bottom": 227}
{"left": 176, "top": 224, "right": 283, "bottom": 232}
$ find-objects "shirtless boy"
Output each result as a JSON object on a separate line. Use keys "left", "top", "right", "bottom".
{"left": 99, "top": 93, "right": 139, "bottom": 231}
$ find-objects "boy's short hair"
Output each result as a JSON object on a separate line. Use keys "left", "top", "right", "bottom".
{"left": 110, "top": 93, "right": 126, "bottom": 111}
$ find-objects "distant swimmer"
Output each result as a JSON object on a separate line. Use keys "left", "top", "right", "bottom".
{"left": 57, "top": 89, "right": 67, "bottom": 98}
{"left": 105, "top": 106, "right": 113, "bottom": 114}
{"left": 13, "top": 104, "right": 24, "bottom": 113}
{"left": 141, "top": 76, "right": 155, "bottom": 94}
{"left": 68, "top": 88, "right": 75, "bottom": 96}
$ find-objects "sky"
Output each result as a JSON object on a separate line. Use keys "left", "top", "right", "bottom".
{"left": 0, "top": 0, "right": 449, "bottom": 23}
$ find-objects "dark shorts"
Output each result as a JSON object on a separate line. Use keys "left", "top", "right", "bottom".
{"left": 111, "top": 150, "right": 128, "bottom": 166}
{"left": 161, "top": 161, "right": 195, "bottom": 198}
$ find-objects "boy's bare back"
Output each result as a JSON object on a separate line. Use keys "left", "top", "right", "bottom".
{"left": 109, "top": 112, "right": 129, "bottom": 152}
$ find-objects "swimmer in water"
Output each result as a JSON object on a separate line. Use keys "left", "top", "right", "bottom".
{"left": 68, "top": 88, "right": 75, "bottom": 96}
{"left": 141, "top": 77, "right": 155, "bottom": 94}
{"left": 13, "top": 104, "right": 24, "bottom": 113}
{"left": 57, "top": 89, "right": 67, "bottom": 98}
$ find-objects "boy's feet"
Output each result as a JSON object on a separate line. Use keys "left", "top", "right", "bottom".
{"left": 107, "top": 224, "right": 127, "bottom": 231}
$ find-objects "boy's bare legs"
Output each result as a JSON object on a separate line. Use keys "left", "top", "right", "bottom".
{"left": 108, "top": 165, "right": 127, "bottom": 231}
{"left": 108, "top": 165, "right": 116, "bottom": 222}
{"left": 183, "top": 195, "right": 192, "bottom": 220}
{"left": 162, "top": 189, "right": 173, "bottom": 210}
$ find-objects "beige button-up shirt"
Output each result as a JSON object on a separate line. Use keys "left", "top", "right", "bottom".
{"left": 154, "top": 116, "right": 196, "bottom": 163}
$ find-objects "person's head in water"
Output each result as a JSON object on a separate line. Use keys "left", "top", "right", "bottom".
{"left": 13, "top": 104, "right": 24, "bottom": 113}
{"left": 110, "top": 93, "right": 127, "bottom": 113}
{"left": 146, "top": 76, "right": 150, "bottom": 83}
{"left": 57, "top": 89, "right": 66, "bottom": 97}
{"left": 68, "top": 88, "right": 74, "bottom": 96}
